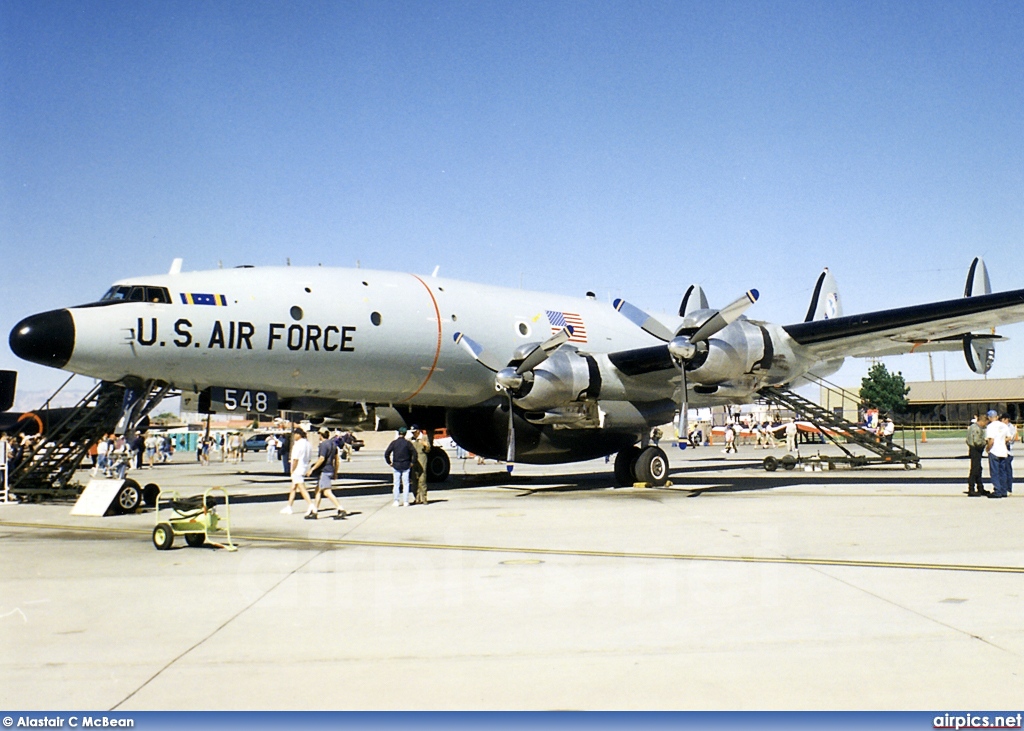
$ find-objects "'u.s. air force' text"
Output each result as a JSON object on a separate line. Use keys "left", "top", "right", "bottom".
{"left": 133, "top": 318, "right": 356, "bottom": 352}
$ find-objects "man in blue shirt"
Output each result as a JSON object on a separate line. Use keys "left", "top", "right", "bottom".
{"left": 307, "top": 427, "right": 344, "bottom": 520}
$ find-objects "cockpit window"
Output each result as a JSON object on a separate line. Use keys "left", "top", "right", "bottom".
{"left": 98, "top": 285, "right": 171, "bottom": 304}
{"left": 100, "top": 286, "right": 131, "bottom": 302}
{"left": 145, "top": 287, "right": 170, "bottom": 303}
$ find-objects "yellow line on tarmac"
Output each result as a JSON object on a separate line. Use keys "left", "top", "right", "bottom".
{"left": 3, "top": 519, "right": 1024, "bottom": 575}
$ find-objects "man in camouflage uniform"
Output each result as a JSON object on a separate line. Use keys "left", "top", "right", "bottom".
{"left": 410, "top": 425, "right": 431, "bottom": 505}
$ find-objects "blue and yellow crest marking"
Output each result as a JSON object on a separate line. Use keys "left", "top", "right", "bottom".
{"left": 180, "top": 293, "right": 228, "bottom": 306}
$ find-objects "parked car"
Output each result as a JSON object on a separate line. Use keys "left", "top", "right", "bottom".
{"left": 244, "top": 433, "right": 278, "bottom": 452}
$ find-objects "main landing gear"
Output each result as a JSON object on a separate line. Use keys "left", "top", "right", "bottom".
{"left": 614, "top": 445, "right": 670, "bottom": 487}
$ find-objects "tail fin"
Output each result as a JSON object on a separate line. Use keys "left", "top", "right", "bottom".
{"left": 804, "top": 268, "right": 842, "bottom": 322}
{"left": 964, "top": 257, "right": 991, "bottom": 297}
{"left": 678, "top": 285, "right": 709, "bottom": 317}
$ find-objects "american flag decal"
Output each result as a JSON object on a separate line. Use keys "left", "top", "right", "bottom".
{"left": 546, "top": 311, "right": 587, "bottom": 343}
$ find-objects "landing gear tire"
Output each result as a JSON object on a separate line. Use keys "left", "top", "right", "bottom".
{"left": 635, "top": 446, "right": 670, "bottom": 486}
{"left": 185, "top": 532, "right": 206, "bottom": 547}
{"left": 763, "top": 456, "right": 778, "bottom": 472}
{"left": 115, "top": 479, "right": 142, "bottom": 514}
{"left": 614, "top": 446, "right": 643, "bottom": 486}
{"left": 142, "top": 483, "right": 160, "bottom": 508}
{"left": 153, "top": 523, "right": 174, "bottom": 550}
{"left": 426, "top": 448, "right": 450, "bottom": 483}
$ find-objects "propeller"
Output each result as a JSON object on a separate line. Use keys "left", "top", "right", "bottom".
{"left": 453, "top": 326, "right": 574, "bottom": 471}
{"left": 613, "top": 289, "right": 759, "bottom": 442}
{"left": 667, "top": 289, "right": 758, "bottom": 440}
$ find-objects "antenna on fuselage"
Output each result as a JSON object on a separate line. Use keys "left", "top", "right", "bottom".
{"left": 432, "top": 266, "right": 440, "bottom": 277}
{"left": 168, "top": 258, "right": 183, "bottom": 275}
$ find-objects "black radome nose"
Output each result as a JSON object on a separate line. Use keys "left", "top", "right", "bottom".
{"left": 9, "top": 309, "right": 75, "bottom": 369}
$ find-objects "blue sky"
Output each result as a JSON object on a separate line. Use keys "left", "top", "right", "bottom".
{"left": 2, "top": 1, "right": 1023, "bottom": 408}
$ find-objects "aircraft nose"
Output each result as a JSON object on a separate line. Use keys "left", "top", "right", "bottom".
{"left": 9, "top": 309, "right": 75, "bottom": 369}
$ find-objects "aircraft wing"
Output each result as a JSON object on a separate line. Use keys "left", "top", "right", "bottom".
{"left": 782, "top": 288, "right": 1024, "bottom": 361}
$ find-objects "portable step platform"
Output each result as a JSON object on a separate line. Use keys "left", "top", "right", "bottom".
{"left": 757, "top": 383, "right": 920, "bottom": 471}
{"left": 8, "top": 377, "right": 171, "bottom": 501}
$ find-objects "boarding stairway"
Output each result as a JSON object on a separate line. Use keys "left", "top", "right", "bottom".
{"left": 757, "top": 382, "right": 920, "bottom": 469}
{"left": 8, "top": 379, "right": 127, "bottom": 500}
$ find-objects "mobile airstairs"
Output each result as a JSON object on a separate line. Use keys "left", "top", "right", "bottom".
{"left": 5, "top": 375, "right": 171, "bottom": 506}
{"left": 757, "top": 380, "right": 920, "bottom": 471}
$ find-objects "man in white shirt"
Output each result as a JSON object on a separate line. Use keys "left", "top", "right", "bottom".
{"left": 281, "top": 427, "right": 314, "bottom": 515}
{"left": 785, "top": 419, "right": 798, "bottom": 453}
{"left": 985, "top": 410, "right": 1009, "bottom": 498}
{"left": 881, "top": 417, "right": 895, "bottom": 447}
{"left": 1000, "top": 413, "right": 1017, "bottom": 494}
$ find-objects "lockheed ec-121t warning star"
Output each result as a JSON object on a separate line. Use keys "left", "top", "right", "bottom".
{"left": 9, "top": 257, "right": 1024, "bottom": 487}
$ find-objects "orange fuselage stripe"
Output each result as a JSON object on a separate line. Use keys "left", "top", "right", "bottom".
{"left": 402, "top": 274, "right": 443, "bottom": 402}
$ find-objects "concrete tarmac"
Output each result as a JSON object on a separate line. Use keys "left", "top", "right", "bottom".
{"left": 1, "top": 439, "right": 1022, "bottom": 710}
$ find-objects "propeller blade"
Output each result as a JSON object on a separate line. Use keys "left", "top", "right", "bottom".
{"left": 677, "top": 366, "right": 689, "bottom": 442}
{"left": 506, "top": 393, "right": 516, "bottom": 473}
{"left": 515, "top": 326, "right": 573, "bottom": 375}
{"left": 612, "top": 299, "right": 675, "bottom": 342}
{"left": 453, "top": 332, "right": 501, "bottom": 373}
{"left": 689, "top": 289, "right": 759, "bottom": 343}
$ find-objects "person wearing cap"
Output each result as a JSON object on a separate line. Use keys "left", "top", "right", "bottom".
{"left": 409, "top": 425, "right": 431, "bottom": 505}
{"left": 384, "top": 427, "right": 416, "bottom": 506}
{"left": 965, "top": 413, "right": 990, "bottom": 497}
{"left": 306, "top": 427, "right": 345, "bottom": 520}
{"left": 984, "top": 410, "right": 1009, "bottom": 498}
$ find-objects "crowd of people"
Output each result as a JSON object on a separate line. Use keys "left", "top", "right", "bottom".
{"left": 276, "top": 424, "right": 432, "bottom": 520}
{"left": 91, "top": 431, "right": 174, "bottom": 478}
{"left": 0, "top": 432, "right": 35, "bottom": 477}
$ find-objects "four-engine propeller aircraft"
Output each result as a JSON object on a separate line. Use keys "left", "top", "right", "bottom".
{"left": 9, "top": 257, "right": 1024, "bottom": 486}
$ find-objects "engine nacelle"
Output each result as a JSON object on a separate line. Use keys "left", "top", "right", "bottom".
{"left": 513, "top": 348, "right": 597, "bottom": 412}
{"left": 686, "top": 321, "right": 770, "bottom": 385}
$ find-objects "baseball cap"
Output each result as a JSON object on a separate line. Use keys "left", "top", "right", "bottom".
{"left": 410, "top": 424, "right": 420, "bottom": 430}
{"left": 987, "top": 410, "right": 999, "bottom": 418}
{"left": 398, "top": 426, "right": 407, "bottom": 435}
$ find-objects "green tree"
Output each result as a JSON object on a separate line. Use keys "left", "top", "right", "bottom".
{"left": 859, "top": 363, "right": 910, "bottom": 415}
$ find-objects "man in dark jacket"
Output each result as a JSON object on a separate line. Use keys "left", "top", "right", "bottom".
{"left": 384, "top": 427, "right": 415, "bottom": 506}
{"left": 966, "top": 414, "right": 990, "bottom": 496}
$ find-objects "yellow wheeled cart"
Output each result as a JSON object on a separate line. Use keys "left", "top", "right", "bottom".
{"left": 152, "top": 487, "right": 237, "bottom": 551}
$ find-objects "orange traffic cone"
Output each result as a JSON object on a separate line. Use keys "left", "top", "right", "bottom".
{"left": 921, "top": 427, "right": 927, "bottom": 443}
